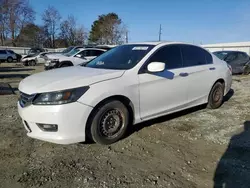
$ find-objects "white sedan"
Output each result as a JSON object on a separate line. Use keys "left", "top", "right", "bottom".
{"left": 44, "top": 48, "right": 106, "bottom": 70}
{"left": 18, "top": 42, "right": 232, "bottom": 145}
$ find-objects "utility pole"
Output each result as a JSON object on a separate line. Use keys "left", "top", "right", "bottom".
{"left": 158, "top": 24, "right": 162, "bottom": 41}
{"left": 125, "top": 31, "right": 128, "bottom": 43}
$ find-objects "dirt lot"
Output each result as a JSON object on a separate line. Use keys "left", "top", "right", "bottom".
{"left": 0, "top": 63, "right": 250, "bottom": 188}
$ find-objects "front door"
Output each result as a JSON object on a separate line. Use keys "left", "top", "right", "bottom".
{"left": 139, "top": 45, "right": 188, "bottom": 120}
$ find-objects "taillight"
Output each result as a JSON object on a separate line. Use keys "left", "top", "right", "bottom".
{"left": 227, "top": 64, "right": 232, "bottom": 74}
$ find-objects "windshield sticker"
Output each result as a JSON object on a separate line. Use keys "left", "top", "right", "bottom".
{"left": 96, "top": 61, "right": 105, "bottom": 65}
{"left": 132, "top": 46, "right": 148, "bottom": 50}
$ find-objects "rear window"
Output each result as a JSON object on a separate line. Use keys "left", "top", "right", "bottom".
{"left": 213, "top": 52, "right": 230, "bottom": 60}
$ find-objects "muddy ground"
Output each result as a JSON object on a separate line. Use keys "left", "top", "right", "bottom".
{"left": 0, "top": 63, "right": 249, "bottom": 188}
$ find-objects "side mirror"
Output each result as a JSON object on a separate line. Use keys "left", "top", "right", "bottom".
{"left": 75, "top": 54, "right": 81, "bottom": 58}
{"left": 147, "top": 62, "right": 165, "bottom": 73}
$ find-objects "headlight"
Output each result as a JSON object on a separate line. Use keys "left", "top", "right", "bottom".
{"left": 32, "top": 86, "right": 89, "bottom": 105}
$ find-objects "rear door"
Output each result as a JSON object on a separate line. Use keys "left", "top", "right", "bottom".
{"left": 180, "top": 44, "right": 215, "bottom": 105}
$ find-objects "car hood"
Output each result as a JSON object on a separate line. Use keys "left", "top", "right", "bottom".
{"left": 19, "top": 66, "right": 125, "bottom": 94}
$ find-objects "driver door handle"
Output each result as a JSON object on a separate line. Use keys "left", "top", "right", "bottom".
{"left": 179, "top": 72, "right": 189, "bottom": 77}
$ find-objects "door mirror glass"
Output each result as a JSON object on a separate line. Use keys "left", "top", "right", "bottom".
{"left": 147, "top": 62, "right": 165, "bottom": 72}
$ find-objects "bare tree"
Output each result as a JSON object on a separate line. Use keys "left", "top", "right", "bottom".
{"left": 0, "top": 0, "right": 35, "bottom": 46}
{"left": 59, "top": 15, "right": 87, "bottom": 46}
{"left": 42, "top": 6, "right": 61, "bottom": 48}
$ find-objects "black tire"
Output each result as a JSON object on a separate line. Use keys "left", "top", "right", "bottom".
{"left": 207, "top": 82, "right": 224, "bottom": 109}
{"left": 88, "top": 100, "right": 129, "bottom": 145}
{"left": 7, "top": 57, "right": 13, "bottom": 63}
{"left": 28, "top": 60, "right": 36, "bottom": 66}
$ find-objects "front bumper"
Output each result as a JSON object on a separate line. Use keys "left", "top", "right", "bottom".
{"left": 17, "top": 101, "right": 93, "bottom": 144}
{"left": 44, "top": 61, "right": 60, "bottom": 70}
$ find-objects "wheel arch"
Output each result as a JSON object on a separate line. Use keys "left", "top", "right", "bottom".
{"left": 59, "top": 61, "right": 74, "bottom": 67}
{"left": 208, "top": 78, "right": 225, "bottom": 98}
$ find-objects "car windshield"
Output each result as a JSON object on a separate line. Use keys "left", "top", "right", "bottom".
{"left": 213, "top": 51, "right": 230, "bottom": 60}
{"left": 62, "top": 46, "right": 74, "bottom": 54}
{"left": 65, "top": 48, "right": 81, "bottom": 57}
{"left": 84, "top": 44, "right": 154, "bottom": 70}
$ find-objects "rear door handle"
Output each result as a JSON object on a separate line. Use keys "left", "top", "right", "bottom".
{"left": 179, "top": 72, "right": 189, "bottom": 77}
{"left": 209, "top": 67, "right": 216, "bottom": 70}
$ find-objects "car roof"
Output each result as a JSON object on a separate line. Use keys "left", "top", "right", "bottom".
{"left": 213, "top": 50, "right": 245, "bottom": 53}
{"left": 126, "top": 41, "right": 202, "bottom": 47}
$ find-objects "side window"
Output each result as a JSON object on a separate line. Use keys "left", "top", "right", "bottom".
{"left": 205, "top": 52, "right": 213, "bottom": 64}
{"left": 76, "top": 50, "right": 91, "bottom": 58}
{"left": 224, "top": 53, "right": 237, "bottom": 62}
{"left": 83, "top": 50, "right": 91, "bottom": 57}
{"left": 91, "top": 50, "right": 105, "bottom": 56}
{"left": 181, "top": 45, "right": 207, "bottom": 67}
{"left": 148, "top": 45, "right": 183, "bottom": 69}
{"left": 0, "top": 50, "right": 7, "bottom": 54}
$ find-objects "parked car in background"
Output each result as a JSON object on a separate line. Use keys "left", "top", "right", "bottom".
{"left": 28, "top": 47, "right": 45, "bottom": 55}
{"left": 18, "top": 42, "right": 232, "bottom": 145}
{"left": 6, "top": 50, "right": 22, "bottom": 62}
{"left": 0, "top": 49, "right": 17, "bottom": 62}
{"left": 213, "top": 51, "right": 250, "bottom": 74}
{"left": 21, "top": 52, "right": 49, "bottom": 66}
{"left": 44, "top": 48, "right": 106, "bottom": 70}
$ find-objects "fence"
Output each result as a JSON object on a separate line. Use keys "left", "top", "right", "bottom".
{"left": 0, "top": 46, "right": 65, "bottom": 55}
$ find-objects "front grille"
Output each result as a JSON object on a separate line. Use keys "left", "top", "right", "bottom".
{"left": 19, "top": 92, "right": 36, "bottom": 107}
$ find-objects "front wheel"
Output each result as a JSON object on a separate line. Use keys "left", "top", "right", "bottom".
{"left": 7, "top": 57, "right": 13, "bottom": 63}
{"left": 207, "top": 82, "right": 224, "bottom": 109}
{"left": 88, "top": 100, "right": 129, "bottom": 145}
{"left": 28, "top": 60, "right": 36, "bottom": 66}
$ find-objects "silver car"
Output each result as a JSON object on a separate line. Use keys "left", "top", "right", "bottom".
{"left": 0, "top": 50, "right": 17, "bottom": 62}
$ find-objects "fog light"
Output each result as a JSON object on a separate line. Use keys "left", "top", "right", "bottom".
{"left": 37, "top": 123, "right": 58, "bottom": 132}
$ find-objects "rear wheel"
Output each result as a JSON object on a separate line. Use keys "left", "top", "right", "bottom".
{"left": 87, "top": 100, "right": 129, "bottom": 145}
{"left": 207, "top": 82, "right": 224, "bottom": 109}
{"left": 7, "top": 57, "right": 13, "bottom": 63}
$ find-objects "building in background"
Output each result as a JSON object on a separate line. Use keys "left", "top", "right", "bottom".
{"left": 203, "top": 42, "right": 250, "bottom": 55}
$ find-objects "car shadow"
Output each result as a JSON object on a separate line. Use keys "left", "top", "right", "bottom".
{"left": 213, "top": 121, "right": 250, "bottom": 188}
{"left": 127, "top": 104, "right": 207, "bottom": 136}
{"left": 0, "top": 83, "right": 15, "bottom": 95}
{"left": 0, "top": 68, "right": 34, "bottom": 72}
{"left": 0, "top": 74, "right": 30, "bottom": 79}
{"left": 223, "top": 89, "right": 234, "bottom": 103}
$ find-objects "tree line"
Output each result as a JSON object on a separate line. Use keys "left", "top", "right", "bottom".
{"left": 0, "top": 0, "right": 127, "bottom": 48}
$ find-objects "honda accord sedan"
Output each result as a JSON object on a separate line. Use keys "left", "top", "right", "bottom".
{"left": 18, "top": 42, "right": 232, "bottom": 145}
